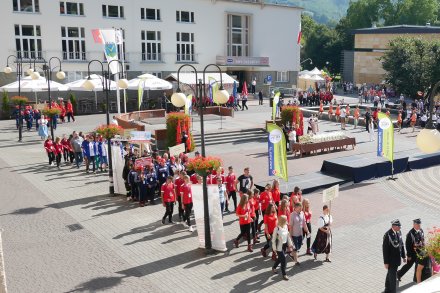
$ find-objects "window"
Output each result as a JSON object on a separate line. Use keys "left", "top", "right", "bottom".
{"left": 176, "top": 32, "right": 195, "bottom": 62}
{"left": 141, "top": 31, "right": 161, "bottom": 61}
{"left": 15, "top": 24, "right": 42, "bottom": 59}
{"left": 276, "top": 71, "right": 289, "bottom": 82}
{"left": 13, "top": 0, "right": 39, "bottom": 12}
{"left": 61, "top": 26, "right": 86, "bottom": 61}
{"left": 150, "top": 72, "right": 162, "bottom": 79}
{"left": 141, "top": 8, "right": 160, "bottom": 20}
{"left": 227, "top": 14, "right": 250, "bottom": 57}
{"left": 176, "top": 11, "right": 194, "bottom": 23}
{"left": 102, "top": 5, "right": 124, "bottom": 18}
{"left": 60, "top": 1, "right": 84, "bottom": 15}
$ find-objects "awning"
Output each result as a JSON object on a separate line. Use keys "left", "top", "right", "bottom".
{"left": 165, "top": 72, "right": 238, "bottom": 86}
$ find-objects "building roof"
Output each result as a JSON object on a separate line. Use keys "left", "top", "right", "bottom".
{"left": 352, "top": 25, "right": 440, "bottom": 35}
{"left": 218, "top": 0, "right": 303, "bottom": 10}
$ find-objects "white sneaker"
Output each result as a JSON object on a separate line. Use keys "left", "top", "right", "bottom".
{"left": 189, "top": 226, "right": 194, "bottom": 232}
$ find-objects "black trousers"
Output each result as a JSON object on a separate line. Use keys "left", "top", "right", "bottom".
{"left": 236, "top": 223, "right": 251, "bottom": 245}
{"left": 177, "top": 196, "right": 184, "bottom": 220}
{"left": 163, "top": 202, "right": 174, "bottom": 222}
{"left": 273, "top": 245, "right": 288, "bottom": 276}
{"left": 226, "top": 191, "right": 237, "bottom": 211}
{"left": 146, "top": 186, "right": 155, "bottom": 203}
{"left": 55, "top": 153, "right": 61, "bottom": 167}
{"left": 303, "top": 222, "right": 312, "bottom": 249}
{"left": 183, "top": 202, "right": 193, "bottom": 226}
{"left": 385, "top": 265, "right": 398, "bottom": 293}
{"left": 63, "top": 149, "right": 69, "bottom": 162}
{"left": 47, "top": 152, "right": 55, "bottom": 165}
{"left": 86, "top": 156, "right": 95, "bottom": 172}
{"left": 397, "top": 257, "right": 415, "bottom": 279}
{"left": 263, "top": 233, "right": 271, "bottom": 251}
{"left": 241, "top": 100, "right": 248, "bottom": 110}
{"left": 259, "top": 98, "right": 263, "bottom": 105}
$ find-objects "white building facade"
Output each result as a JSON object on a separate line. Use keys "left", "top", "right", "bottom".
{"left": 0, "top": 0, "right": 302, "bottom": 91}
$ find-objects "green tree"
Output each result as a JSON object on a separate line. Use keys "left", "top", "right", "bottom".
{"left": 381, "top": 37, "right": 440, "bottom": 97}
{"left": 2, "top": 91, "right": 10, "bottom": 118}
{"left": 388, "top": 0, "right": 438, "bottom": 26}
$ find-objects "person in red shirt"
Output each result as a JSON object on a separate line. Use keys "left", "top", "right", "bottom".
{"left": 66, "top": 100, "right": 75, "bottom": 122}
{"left": 53, "top": 136, "right": 63, "bottom": 169}
{"left": 247, "top": 190, "right": 260, "bottom": 245}
{"left": 60, "top": 134, "right": 72, "bottom": 164}
{"left": 189, "top": 173, "right": 200, "bottom": 184}
{"left": 261, "top": 203, "right": 278, "bottom": 259}
{"left": 174, "top": 171, "right": 185, "bottom": 222}
{"left": 252, "top": 189, "right": 261, "bottom": 242}
{"left": 180, "top": 175, "right": 194, "bottom": 232}
{"left": 302, "top": 198, "right": 313, "bottom": 255}
{"left": 234, "top": 194, "right": 253, "bottom": 252}
{"left": 278, "top": 199, "right": 291, "bottom": 229}
{"left": 44, "top": 135, "right": 55, "bottom": 166}
{"left": 258, "top": 184, "right": 273, "bottom": 231}
{"left": 161, "top": 176, "right": 176, "bottom": 224}
{"left": 59, "top": 101, "right": 66, "bottom": 123}
{"left": 225, "top": 166, "right": 237, "bottom": 212}
{"left": 272, "top": 179, "right": 281, "bottom": 207}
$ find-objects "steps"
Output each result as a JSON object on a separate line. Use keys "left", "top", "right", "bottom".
{"left": 193, "top": 128, "right": 267, "bottom": 146}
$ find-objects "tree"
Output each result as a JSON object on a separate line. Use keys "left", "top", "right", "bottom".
{"left": 2, "top": 91, "right": 10, "bottom": 119}
{"left": 388, "top": 0, "right": 438, "bottom": 26}
{"left": 381, "top": 37, "right": 440, "bottom": 97}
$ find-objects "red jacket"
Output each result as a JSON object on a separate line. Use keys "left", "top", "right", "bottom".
{"left": 53, "top": 143, "right": 63, "bottom": 155}
{"left": 44, "top": 140, "right": 55, "bottom": 153}
{"left": 61, "top": 138, "right": 72, "bottom": 152}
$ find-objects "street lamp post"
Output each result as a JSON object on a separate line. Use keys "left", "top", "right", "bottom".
{"left": 300, "top": 58, "right": 313, "bottom": 66}
{"left": 4, "top": 55, "right": 24, "bottom": 142}
{"left": 171, "top": 64, "right": 229, "bottom": 252}
{"left": 84, "top": 59, "right": 128, "bottom": 195}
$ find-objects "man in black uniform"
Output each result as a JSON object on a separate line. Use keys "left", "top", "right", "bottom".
{"left": 397, "top": 218, "right": 424, "bottom": 281}
{"left": 383, "top": 219, "right": 406, "bottom": 293}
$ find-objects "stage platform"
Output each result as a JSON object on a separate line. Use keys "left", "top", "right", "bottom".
{"left": 321, "top": 150, "right": 440, "bottom": 183}
{"left": 255, "top": 172, "right": 349, "bottom": 195}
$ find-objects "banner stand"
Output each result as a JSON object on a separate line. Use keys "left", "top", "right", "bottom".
{"left": 387, "top": 161, "right": 397, "bottom": 181}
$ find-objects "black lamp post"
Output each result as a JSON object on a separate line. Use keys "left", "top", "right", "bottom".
{"left": 172, "top": 64, "right": 228, "bottom": 252}
{"left": 85, "top": 59, "right": 127, "bottom": 195}
{"left": 4, "top": 55, "right": 24, "bottom": 142}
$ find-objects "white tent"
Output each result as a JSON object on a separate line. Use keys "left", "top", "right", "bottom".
{"left": 0, "top": 76, "right": 68, "bottom": 103}
{"left": 299, "top": 74, "right": 311, "bottom": 80}
{"left": 64, "top": 74, "right": 117, "bottom": 109}
{"left": 166, "top": 72, "right": 238, "bottom": 85}
{"left": 309, "top": 74, "right": 325, "bottom": 81}
{"left": 298, "top": 70, "right": 311, "bottom": 76}
{"left": 309, "top": 67, "right": 323, "bottom": 76}
{"left": 127, "top": 73, "right": 172, "bottom": 90}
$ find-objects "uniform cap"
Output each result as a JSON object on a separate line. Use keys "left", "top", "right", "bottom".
{"left": 413, "top": 218, "right": 421, "bottom": 224}
{"left": 391, "top": 219, "right": 401, "bottom": 227}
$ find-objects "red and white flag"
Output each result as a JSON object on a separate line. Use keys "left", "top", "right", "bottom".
{"left": 91, "top": 29, "right": 103, "bottom": 44}
{"left": 297, "top": 22, "right": 302, "bottom": 45}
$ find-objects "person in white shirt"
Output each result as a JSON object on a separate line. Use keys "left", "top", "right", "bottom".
{"left": 288, "top": 128, "right": 297, "bottom": 154}
{"left": 111, "top": 116, "right": 118, "bottom": 125}
{"left": 311, "top": 205, "right": 333, "bottom": 262}
{"left": 271, "top": 215, "right": 293, "bottom": 281}
{"left": 340, "top": 108, "right": 346, "bottom": 130}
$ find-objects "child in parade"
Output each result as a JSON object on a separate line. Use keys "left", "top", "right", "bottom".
{"left": 272, "top": 179, "right": 281, "bottom": 207}
{"left": 252, "top": 189, "right": 261, "bottom": 239}
{"left": 261, "top": 203, "right": 278, "bottom": 259}
{"left": 34, "top": 109, "right": 40, "bottom": 131}
{"left": 138, "top": 171, "right": 148, "bottom": 207}
{"left": 328, "top": 103, "right": 333, "bottom": 121}
{"left": 66, "top": 100, "right": 75, "bottom": 122}
{"left": 234, "top": 193, "right": 253, "bottom": 252}
{"left": 271, "top": 215, "right": 294, "bottom": 281}
{"left": 53, "top": 137, "right": 63, "bottom": 169}
{"left": 38, "top": 114, "right": 49, "bottom": 140}
{"left": 354, "top": 106, "right": 360, "bottom": 129}
{"left": 335, "top": 104, "right": 341, "bottom": 123}
{"left": 44, "top": 135, "right": 55, "bottom": 166}
{"left": 318, "top": 101, "right": 324, "bottom": 118}
{"left": 84, "top": 135, "right": 97, "bottom": 174}
{"left": 312, "top": 205, "right": 333, "bottom": 262}
{"left": 397, "top": 110, "right": 403, "bottom": 133}
{"left": 161, "top": 176, "right": 176, "bottom": 224}
{"left": 410, "top": 110, "right": 417, "bottom": 132}
{"left": 303, "top": 198, "right": 313, "bottom": 255}
{"left": 247, "top": 190, "right": 259, "bottom": 245}
{"left": 146, "top": 164, "right": 158, "bottom": 205}
{"left": 174, "top": 171, "right": 185, "bottom": 222}
{"left": 290, "top": 186, "right": 302, "bottom": 211}
{"left": 61, "top": 134, "right": 71, "bottom": 164}
{"left": 258, "top": 184, "right": 273, "bottom": 232}
{"left": 278, "top": 199, "right": 290, "bottom": 229}
{"left": 180, "top": 175, "right": 194, "bottom": 232}
{"left": 98, "top": 136, "right": 108, "bottom": 172}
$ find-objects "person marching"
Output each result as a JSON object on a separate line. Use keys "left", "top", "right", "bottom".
{"left": 138, "top": 171, "right": 148, "bottom": 207}
{"left": 328, "top": 104, "right": 334, "bottom": 121}
{"left": 97, "top": 136, "right": 108, "bottom": 172}
{"left": 38, "top": 114, "right": 49, "bottom": 140}
{"left": 252, "top": 188, "right": 261, "bottom": 240}
{"left": 53, "top": 137, "right": 63, "bottom": 169}
{"left": 60, "top": 134, "right": 71, "bottom": 164}
{"left": 311, "top": 205, "right": 333, "bottom": 262}
{"left": 410, "top": 110, "right": 417, "bottom": 132}
{"left": 218, "top": 176, "right": 227, "bottom": 217}
{"left": 161, "top": 176, "right": 176, "bottom": 224}
{"left": 397, "top": 110, "right": 403, "bottom": 133}
{"left": 345, "top": 104, "right": 351, "bottom": 126}
{"left": 174, "top": 170, "right": 185, "bottom": 222}
{"left": 261, "top": 203, "right": 278, "bottom": 260}
{"left": 335, "top": 104, "right": 341, "bottom": 124}
{"left": 272, "top": 179, "right": 281, "bottom": 207}
{"left": 382, "top": 219, "right": 406, "bottom": 293}
{"left": 340, "top": 106, "right": 346, "bottom": 130}
{"left": 303, "top": 198, "right": 313, "bottom": 255}
{"left": 397, "top": 218, "right": 424, "bottom": 281}
{"left": 289, "top": 202, "right": 310, "bottom": 265}
{"left": 44, "top": 135, "right": 55, "bottom": 166}
{"left": 180, "top": 175, "right": 194, "bottom": 232}
{"left": 318, "top": 101, "right": 324, "bottom": 118}
{"left": 237, "top": 167, "right": 253, "bottom": 197}
{"left": 271, "top": 215, "right": 294, "bottom": 281}
{"left": 66, "top": 100, "right": 75, "bottom": 122}
{"left": 258, "top": 184, "right": 273, "bottom": 232}
{"left": 354, "top": 106, "right": 360, "bottom": 129}
{"left": 145, "top": 164, "right": 158, "bottom": 205}
{"left": 247, "top": 190, "right": 259, "bottom": 245}
{"left": 234, "top": 193, "right": 253, "bottom": 252}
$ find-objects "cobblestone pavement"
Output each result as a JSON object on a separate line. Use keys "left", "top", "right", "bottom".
{"left": 0, "top": 108, "right": 438, "bottom": 293}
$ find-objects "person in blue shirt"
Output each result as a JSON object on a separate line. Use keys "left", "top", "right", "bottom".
{"left": 157, "top": 159, "right": 169, "bottom": 187}
{"left": 128, "top": 166, "right": 140, "bottom": 201}
{"left": 82, "top": 135, "right": 97, "bottom": 173}
{"left": 34, "top": 109, "right": 41, "bottom": 131}
{"left": 145, "top": 165, "right": 158, "bottom": 205}
{"left": 138, "top": 170, "right": 148, "bottom": 207}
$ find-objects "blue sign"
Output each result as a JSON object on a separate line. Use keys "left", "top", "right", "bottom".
{"left": 267, "top": 75, "right": 272, "bottom": 82}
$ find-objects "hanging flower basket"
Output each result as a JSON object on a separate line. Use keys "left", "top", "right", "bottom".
{"left": 186, "top": 156, "right": 222, "bottom": 176}
{"left": 281, "top": 105, "right": 303, "bottom": 128}
{"left": 418, "top": 227, "right": 440, "bottom": 263}
{"left": 166, "top": 112, "right": 195, "bottom": 152}
{"left": 95, "top": 124, "right": 123, "bottom": 139}
{"left": 42, "top": 107, "right": 61, "bottom": 117}
{"left": 11, "top": 96, "right": 29, "bottom": 106}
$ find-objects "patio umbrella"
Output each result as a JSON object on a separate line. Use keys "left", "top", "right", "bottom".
{"left": 0, "top": 75, "right": 69, "bottom": 103}
{"left": 64, "top": 74, "right": 117, "bottom": 109}
{"left": 127, "top": 73, "right": 172, "bottom": 110}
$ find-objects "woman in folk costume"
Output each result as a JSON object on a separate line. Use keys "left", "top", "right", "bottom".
{"left": 311, "top": 205, "right": 333, "bottom": 262}
{"left": 38, "top": 114, "right": 49, "bottom": 140}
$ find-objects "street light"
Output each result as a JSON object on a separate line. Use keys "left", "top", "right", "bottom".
{"left": 300, "top": 58, "right": 313, "bottom": 65}
{"left": 417, "top": 81, "right": 440, "bottom": 153}
{"left": 171, "top": 63, "right": 228, "bottom": 252}
{"left": 4, "top": 55, "right": 24, "bottom": 142}
{"left": 84, "top": 59, "right": 128, "bottom": 195}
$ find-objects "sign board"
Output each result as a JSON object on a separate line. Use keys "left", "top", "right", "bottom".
{"left": 323, "top": 184, "right": 339, "bottom": 202}
{"left": 130, "top": 131, "right": 151, "bottom": 140}
{"left": 216, "top": 56, "right": 270, "bottom": 67}
{"left": 123, "top": 128, "right": 137, "bottom": 138}
{"left": 134, "top": 157, "right": 152, "bottom": 169}
{"left": 169, "top": 143, "right": 186, "bottom": 157}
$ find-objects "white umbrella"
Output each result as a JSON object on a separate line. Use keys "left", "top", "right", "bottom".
{"left": 127, "top": 73, "right": 172, "bottom": 90}
{"left": 309, "top": 67, "right": 323, "bottom": 76}
{"left": 299, "top": 74, "right": 311, "bottom": 79}
{"left": 1, "top": 75, "right": 68, "bottom": 103}
{"left": 309, "top": 74, "right": 325, "bottom": 81}
{"left": 298, "top": 70, "right": 310, "bottom": 76}
{"left": 64, "top": 74, "right": 117, "bottom": 109}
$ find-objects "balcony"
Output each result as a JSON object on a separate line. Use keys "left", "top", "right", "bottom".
{"left": 216, "top": 56, "right": 269, "bottom": 66}
{"left": 141, "top": 53, "right": 162, "bottom": 62}
{"left": 16, "top": 51, "right": 44, "bottom": 61}
{"left": 62, "top": 51, "right": 87, "bottom": 62}
{"left": 176, "top": 54, "right": 197, "bottom": 63}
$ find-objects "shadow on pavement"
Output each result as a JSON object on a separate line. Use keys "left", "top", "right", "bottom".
{"left": 65, "top": 276, "right": 125, "bottom": 292}
{"left": 0, "top": 206, "right": 46, "bottom": 216}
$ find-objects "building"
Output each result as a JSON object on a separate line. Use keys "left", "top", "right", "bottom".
{"left": 0, "top": 0, "right": 302, "bottom": 97}
{"left": 350, "top": 25, "right": 440, "bottom": 85}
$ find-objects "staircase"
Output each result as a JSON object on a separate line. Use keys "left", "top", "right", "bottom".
{"left": 193, "top": 128, "right": 267, "bottom": 146}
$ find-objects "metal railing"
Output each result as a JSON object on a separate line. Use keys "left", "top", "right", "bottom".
{"left": 176, "top": 53, "right": 196, "bottom": 63}
{"left": 62, "top": 51, "right": 87, "bottom": 61}
{"left": 141, "top": 53, "right": 161, "bottom": 62}
{"left": 16, "top": 51, "right": 43, "bottom": 60}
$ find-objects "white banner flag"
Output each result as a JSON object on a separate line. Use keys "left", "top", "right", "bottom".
{"left": 192, "top": 184, "right": 227, "bottom": 252}
{"left": 100, "top": 29, "right": 119, "bottom": 74}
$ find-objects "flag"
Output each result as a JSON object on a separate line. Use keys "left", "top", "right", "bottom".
{"left": 267, "top": 123, "right": 288, "bottom": 182}
{"left": 242, "top": 80, "right": 248, "bottom": 96}
{"left": 138, "top": 80, "right": 144, "bottom": 111}
{"left": 377, "top": 112, "right": 394, "bottom": 162}
{"left": 185, "top": 94, "right": 192, "bottom": 115}
{"left": 100, "top": 29, "right": 119, "bottom": 74}
{"left": 209, "top": 77, "right": 219, "bottom": 104}
{"left": 272, "top": 92, "right": 280, "bottom": 121}
{"left": 232, "top": 81, "right": 237, "bottom": 98}
{"left": 115, "top": 30, "right": 123, "bottom": 45}
{"left": 91, "top": 29, "right": 103, "bottom": 44}
{"left": 297, "top": 22, "right": 302, "bottom": 45}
